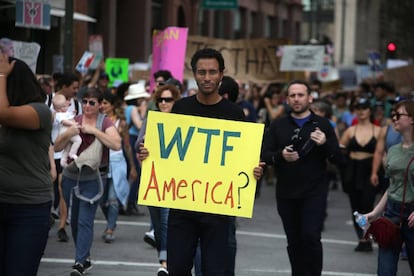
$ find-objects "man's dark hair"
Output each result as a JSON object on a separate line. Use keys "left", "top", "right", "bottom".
{"left": 191, "top": 48, "right": 225, "bottom": 73}
{"left": 219, "top": 76, "right": 239, "bottom": 102}
{"left": 286, "top": 80, "right": 311, "bottom": 95}
{"left": 116, "top": 82, "right": 131, "bottom": 101}
{"left": 153, "top": 70, "right": 172, "bottom": 81}
{"left": 310, "top": 79, "right": 322, "bottom": 88}
{"left": 57, "top": 72, "right": 79, "bottom": 89}
{"left": 375, "top": 81, "right": 394, "bottom": 93}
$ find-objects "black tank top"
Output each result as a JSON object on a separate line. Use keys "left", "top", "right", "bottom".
{"left": 348, "top": 125, "right": 377, "bottom": 154}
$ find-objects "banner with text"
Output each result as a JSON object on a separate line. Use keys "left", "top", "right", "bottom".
{"left": 184, "top": 36, "right": 290, "bottom": 82}
{"left": 151, "top": 27, "right": 188, "bottom": 91}
{"left": 138, "top": 111, "right": 264, "bottom": 218}
{"left": 280, "top": 45, "right": 325, "bottom": 72}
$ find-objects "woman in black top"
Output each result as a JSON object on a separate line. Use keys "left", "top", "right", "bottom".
{"left": 340, "top": 98, "right": 381, "bottom": 252}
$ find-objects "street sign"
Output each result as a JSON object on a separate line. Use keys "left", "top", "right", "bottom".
{"left": 202, "top": 0, "right": 238, "bottom": 9}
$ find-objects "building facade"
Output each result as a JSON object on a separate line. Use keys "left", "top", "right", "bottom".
{"left": 0, "top": 0, "right": 303, "bottom": 74}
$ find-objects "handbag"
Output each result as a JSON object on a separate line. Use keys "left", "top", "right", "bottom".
{"left": 364, "top": 156, "right": 414, "bottom": 249}
{"left": 364, "top": 216, "right": 401, "bottom": 249}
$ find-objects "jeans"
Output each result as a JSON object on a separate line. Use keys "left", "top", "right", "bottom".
{"left": 277, "top": 193, "right": 327, "bottom": 276}
{"left": 378, "top": 199, "right": 414, "bottom": 275}
{"left": 148, "top": 206, "right": 169, "bottom": 262}
{"left": 62, "top": 176, "right": 100, "bottom": 264}
{"left": 167, "top": 209, "right": 235, "bottom": 276}
{"left": 0, "top": 201, "right": 51, "bottom": 276}
{"left": 101, "top": 178, "right": 119, "bottom": 231}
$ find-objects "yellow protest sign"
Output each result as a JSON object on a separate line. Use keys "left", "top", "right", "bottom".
{"left": 138, "top": 111, "right": 264, "bottom": 218}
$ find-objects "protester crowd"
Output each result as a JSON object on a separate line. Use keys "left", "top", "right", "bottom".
{"left": 2, "top": 45, "right": 414, "bottom": 276}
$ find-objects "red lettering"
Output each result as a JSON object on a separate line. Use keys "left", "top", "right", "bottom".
{"left": 191, "top": 180, "right": 202, "bottom": 201}
{"left": 177, "top": 179, "right": 188, "bottom": 199}
{"left": 163, "top": 178, "right": 177, "bottom": 201}
{"left": 224, "top": 181, "right": 234, "bottom": 208}
{"left": 211, "top": 182, "right": 223, "bottom": 204}
{"left": 204, "top": 182, "right": 209, "bottom": 204}
{"left": 143, "top": 162, "right": 161, "bottom": 201}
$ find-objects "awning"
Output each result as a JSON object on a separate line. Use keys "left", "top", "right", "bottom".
{"left": 50, "top": 8, "right": 97, "bottom": 23}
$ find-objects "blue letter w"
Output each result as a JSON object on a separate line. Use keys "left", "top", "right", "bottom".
{"left": 157, "top": 123, "right": 195, "bottom": 161}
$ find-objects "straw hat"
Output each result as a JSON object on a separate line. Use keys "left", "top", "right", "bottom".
{"left": 124, "top": 82, "right": 151, "bottom": 101}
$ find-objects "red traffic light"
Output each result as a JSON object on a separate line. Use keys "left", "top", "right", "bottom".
{"left": 387, "top": 42, "right": 397, "bottom": 52}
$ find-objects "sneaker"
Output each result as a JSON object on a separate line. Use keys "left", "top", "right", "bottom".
{"left": 83, "top": 258, "right": 93, "bottom": 272}
{"left": 126, "top": 203, "right": 145, "bottom": 216}
{"left": 51, "top": 208, "right": 60, "bottom": 219}
{"left": 354, "top": 241, "right": 373, "bottom": 252}
{"left": 157, "top": 267, "right": 168, "bottom": 276}
{"left": 104, "top": 232, "right": 115, "bottom": 243}
{"left": 144, "top": 230, "right": 156, "bottom": 248}
{"left": 57, "top": 228, "right": 69, "bottom": 242}
{"left": 70, "top": 263, "right": 84, "bottom": 276}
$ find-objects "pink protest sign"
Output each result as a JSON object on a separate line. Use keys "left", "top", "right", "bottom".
{"left": 150, "top": 27, "right": 188, "bottom": 92}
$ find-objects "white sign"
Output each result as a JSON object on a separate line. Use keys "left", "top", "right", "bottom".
{"left": 75, "top": 51, "right": 102, "bottom": 74}
{"left": 12, "top": 40, "right": 41, "bottom": 73}
{"left": 280, "top": 45, "right": 325, "bottom": 72}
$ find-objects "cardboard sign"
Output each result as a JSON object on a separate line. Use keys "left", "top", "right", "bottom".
{"left": 184, "top": 36, "right": 294, "bottom": 82}
{"left": 138, "top": 111, "right": 264, "bottom": 218}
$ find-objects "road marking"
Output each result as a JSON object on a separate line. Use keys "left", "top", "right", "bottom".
{"left": 247, "top": 268, "right": 375, "bottom": 276}
{"left": 41, "top": 258, "right": 160, "bottom": 268}
{"left": 100, "top": 220, "right": 360, "bottom": 246}
{"left": 41, "top": 258, "right": 375, "bottom": 275}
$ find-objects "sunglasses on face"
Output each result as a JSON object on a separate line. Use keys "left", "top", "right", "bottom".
{"left": 157, "top": 97, "right": 174, "bottom": 103}
{"left": 392, "top": 112, "right": 410, "bottom": 120}
{"left": 81, "top": 99, "right": 97, "bottom": 106}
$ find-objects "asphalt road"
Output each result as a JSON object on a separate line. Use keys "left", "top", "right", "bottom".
{"left": 38, "top": 181, "right": 410, "bottom": 276}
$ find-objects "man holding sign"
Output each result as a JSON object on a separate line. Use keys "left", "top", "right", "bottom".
{"left": 138, "top": 48, "right": 264, "bottom": 276}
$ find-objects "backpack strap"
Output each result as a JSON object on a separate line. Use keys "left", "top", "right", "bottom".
{"left": 47, "top": 93, "right": 53, "bottom": 107}
{"left": 74, "top": 98, "right": 80, "bottom": 115}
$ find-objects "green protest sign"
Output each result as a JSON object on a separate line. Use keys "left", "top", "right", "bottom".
{"left": 105, "top": 58, "right": 129, "bottom": 87}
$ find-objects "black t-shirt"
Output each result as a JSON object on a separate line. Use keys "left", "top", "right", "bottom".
{"left": 172, "top": 95, "right": 245, "bottom": 122}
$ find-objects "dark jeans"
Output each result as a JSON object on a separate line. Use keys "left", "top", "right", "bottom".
{"left": 277, "top": 194, "right": 327, "bottom": 276}
{"left": 0, "top": 201, "right": 51, "bottom": 276}
{"left": 348, "top": 181, "right": 378, "bottom": 239}
{"left": 167, "top": 209, "right": 235, "bottom": 276}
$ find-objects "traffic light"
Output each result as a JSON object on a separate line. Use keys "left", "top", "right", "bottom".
{"left": 386, "top": 42, "right": 397, "bottom": 59}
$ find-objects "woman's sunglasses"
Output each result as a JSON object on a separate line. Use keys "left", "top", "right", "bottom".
{"left": 157, "top": 97, "right": 174, "bottom": 103}
{"left": 392, "top": 112, "right": 410, "bottom": 120}
{"left": 81, "top": 99, "right": 97, "bottom": 106}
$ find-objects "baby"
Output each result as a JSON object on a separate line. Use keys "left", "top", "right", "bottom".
{"left": 52, "top": 94, "right": 82, "bottom": 167}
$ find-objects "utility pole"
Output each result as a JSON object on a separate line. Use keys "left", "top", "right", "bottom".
{"left": 64, "top": 0, "right": 74, "bottom": 72}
